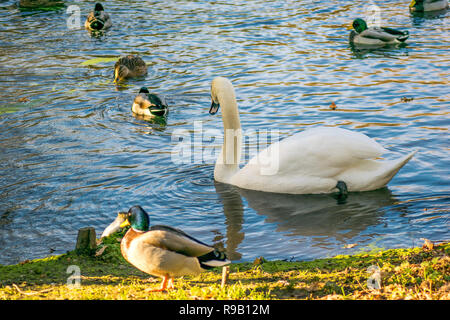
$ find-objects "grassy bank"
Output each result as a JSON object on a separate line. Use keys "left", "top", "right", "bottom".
{"left": 0, "top": 233, "right": 448, "bottom": 300}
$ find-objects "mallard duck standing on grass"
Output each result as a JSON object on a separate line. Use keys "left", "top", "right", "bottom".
{"left": 349, "top": 18, "right": 409, "bottom": 47}
{"left": 102, "top": 206, "right": 230, "bottom": 291}
{"left": 409, "top": 0, "right": 448, "bottom": 12}
{"left": 85, "top": 3, "right": 112, "bottom": 31}
{"left": 114, "top": 55, "right": 148, "bottom": 83}
{"left": 132, "top": 87, "right": 168, "bottom": 117}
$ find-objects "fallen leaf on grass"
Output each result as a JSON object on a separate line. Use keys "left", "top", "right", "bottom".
{"left": 95, "top": 245, "right": 107, "bottom": 257}
{"left": 420, "top": 238, "right": 434, "bottom": 251}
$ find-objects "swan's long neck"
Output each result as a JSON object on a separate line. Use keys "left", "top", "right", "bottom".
{"left": 215, "top": 83, "right": 242, "bottom": 184}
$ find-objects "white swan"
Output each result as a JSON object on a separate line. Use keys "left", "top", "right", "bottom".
{"left": 209, "top": 77, "right": 416, "bottom": 195}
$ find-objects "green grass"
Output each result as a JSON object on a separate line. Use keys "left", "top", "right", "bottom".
{"left": 0, "top": 234, "right": 448, "bottom": 300}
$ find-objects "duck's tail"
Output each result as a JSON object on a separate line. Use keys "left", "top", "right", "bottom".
{"left": 90, "top": 19, "right": 105, "bottom": 31}
{"left": 381, "top": 27, "right": 409, "bottom": 42}
{"left": 198, "top": 249, "right": 231, "bottom": 270}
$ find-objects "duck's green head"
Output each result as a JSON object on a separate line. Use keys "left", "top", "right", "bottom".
{"left": 352, "top": 18, "right": 368, "bottom": 33}
{"left": 94, "top": 3, "right": 104, "bottom": 12}
{"left": 120, "top": 205, "right": 150, "bottom": 232}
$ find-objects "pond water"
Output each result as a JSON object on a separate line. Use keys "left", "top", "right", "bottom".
{"left": 0, "top": 0, "right": 449, "bottom": 265}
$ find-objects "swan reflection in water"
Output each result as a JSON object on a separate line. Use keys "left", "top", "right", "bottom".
{"left": 214, "top": 181, "right": 398, "bottom": 260}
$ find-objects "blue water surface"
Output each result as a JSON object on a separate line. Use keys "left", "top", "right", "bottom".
{"left": 0, "top": 0, "right": 448, "bottom": 265}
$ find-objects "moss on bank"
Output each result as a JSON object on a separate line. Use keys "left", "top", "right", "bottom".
{"left": 0, "top": 234, "right": 448, "bottom": 300}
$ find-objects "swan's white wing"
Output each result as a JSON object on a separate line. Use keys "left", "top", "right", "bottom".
{"left": 242, "top": 127, "right": 387, "bottom": 180}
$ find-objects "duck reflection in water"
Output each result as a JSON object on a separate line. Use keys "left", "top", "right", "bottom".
{"left": 214, "top": 181, "right": 398, "bottom": 260}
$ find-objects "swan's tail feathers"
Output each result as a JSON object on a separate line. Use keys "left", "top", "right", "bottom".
{"left": 381, "top": 150, "right": 417, "bottom": 184}
{"left": 392, "top": 150, "right": 417, "bottom": 172}
{"left": 198, "top": 249, "right": 231, "bottom": 270}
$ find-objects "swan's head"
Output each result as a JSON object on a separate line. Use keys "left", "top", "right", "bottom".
{"left": 351, "top": 18, "right": 368, "bottom": 33}
{"left": 209, "top": 77, "right": 234, "bottom": 115}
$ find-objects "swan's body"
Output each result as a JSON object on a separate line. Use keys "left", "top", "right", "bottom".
{"left": 409, "top": 0, "right": 448, "bottom": 12}
{"left": 132, "top": 87, "right": 168, "bottom": 118}
{"left": 349, "top": 19, "right": 409, "bottom": 47}
{"left": 85, "top": 3, "right": 112, "bottom": 31}
{"left": 209, "top": 77, "right": 415, "bottom": 195}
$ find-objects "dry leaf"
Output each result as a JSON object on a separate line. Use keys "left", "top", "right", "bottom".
{"left": 18, "top": 97, "right": 30, "bottom": 103}
{"left": 330, "top": 102, "right": 337, "bottom": 110}
{"left": 95, "top": 245, "right": 107, "bottom": 257}
{"left": 344, "top": 243, "right": 358, "bottom": 249}
{"left": 421, "top": 238, "right": 434, "bottom": 251}
{"left": 401, "top": 97, "right": 414, "bottom": 103}
{"left": 277, "top": 280, "right": 290, "bottom": 287}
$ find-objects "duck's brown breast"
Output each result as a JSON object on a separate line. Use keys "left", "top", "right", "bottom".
{"left": 120, "top": 228, "right": 142, "bottom": 262}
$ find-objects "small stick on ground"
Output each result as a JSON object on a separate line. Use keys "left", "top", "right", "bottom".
{"left": 12, "top": 283, "right": 52, "bottom": 296}
{"left": 221, "top": 266, "right": 230, "bottom": 288}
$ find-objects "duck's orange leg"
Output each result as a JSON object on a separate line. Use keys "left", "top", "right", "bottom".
{"left": 145, "top": 276, "right": 170, "bottom": 292}
{"left": 167, "top": 278, "right": 175, "bottom": 290}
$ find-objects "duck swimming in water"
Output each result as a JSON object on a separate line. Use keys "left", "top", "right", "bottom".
{"left": 114, "top": 55, "right": 148, "bottom": 83}
{"left": 132, "top": 87, "right": 168, "bottom": 118}
{"left": 85, "top": 3, "right": 112, "bottom": 31}
{"left": 409, "top": 0, "right": 448, "bottom": 12}
{"left": 349, "top": 18, "right": 409, "bottom": 47}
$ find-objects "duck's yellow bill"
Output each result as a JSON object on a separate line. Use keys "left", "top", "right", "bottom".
{"left": 120, "top": 220, "right": 130, "bottom": 228}
{"left": 346, "top": 23, "right": 353, "bottom": 30}
{"left": 409, "top": 0, "right": 416, "bottom": 8}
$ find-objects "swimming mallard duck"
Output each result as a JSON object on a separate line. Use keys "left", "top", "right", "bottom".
{"left": 409, "top": 0, "right": 448, "bottom": 12}
{"left": 102, "top": 206, "right": 230, "bottom": 291}
{"left": 85, "top": 3, "right": 112, "bottom": 31}
{"left": 132, "top": 87, "right": 168, "bottom": 117}
{"left": 19, "top": 0, "right": 64, "bottom": 8}
{"left": 349, "top": 18, "right": 409, "bottom": 46}
{"left": 114, "top": 55, "right": 148, "bottom": 83}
